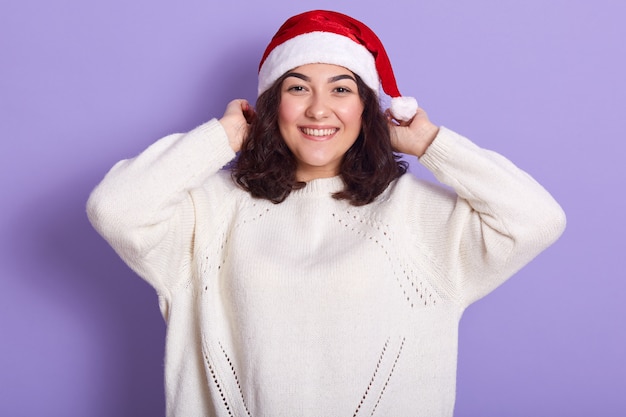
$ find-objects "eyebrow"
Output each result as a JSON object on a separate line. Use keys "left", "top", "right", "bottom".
{"left": 285, "top": 72, "right": 357, "bottom": 84}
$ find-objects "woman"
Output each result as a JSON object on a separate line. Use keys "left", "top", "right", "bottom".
{"left": 87, "top": 10, "right": 566, "bottom": 417}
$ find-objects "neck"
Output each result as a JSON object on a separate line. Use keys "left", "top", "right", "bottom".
{"left": 296, "top": 167, "right": 339, "bottom": 182}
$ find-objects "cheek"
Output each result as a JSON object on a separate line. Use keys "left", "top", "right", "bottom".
{"left": 338, "top": 97, "right": 364, "bottom": 120}
{"left": 338, "top": 105, "right": 364, "bottom": 130}
{"left": 278, "top": 102, "right": 296, "bottom": 132}
{"left": 277, "top": 105, "right": 290, "bottom": 136}
{"left": 278, "top": 94, "right": 302, "bottom": 121}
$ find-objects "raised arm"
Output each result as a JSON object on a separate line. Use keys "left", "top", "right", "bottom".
{"left": 392, "top": 109, "right": 566, "bottom": 306}
{"left": 86, "top": 102, "right": 250, "bottom": 295}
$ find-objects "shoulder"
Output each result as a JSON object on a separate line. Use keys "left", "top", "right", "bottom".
{"left": 191, "top": 169, "right": 246, "bottom": 201}
{"left": 359, "top": 173, "right": 458, "bottom": 226}
{"left": 383, "top": 173, "right": 456, "bottom": 204}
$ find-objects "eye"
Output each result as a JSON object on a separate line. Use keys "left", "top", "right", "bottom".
{"left": 333, "top": 86, "right": 353, "bottom": 94}
{"left": 286, "top": 85, "right": 307, "bottom": 93}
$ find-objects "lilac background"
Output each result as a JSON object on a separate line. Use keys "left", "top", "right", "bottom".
{"left": 1, "top": 0, "right": 624, "bottom": 415}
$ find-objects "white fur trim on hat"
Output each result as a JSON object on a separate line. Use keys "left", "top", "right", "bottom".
{"left": 390, "top": 96, "right": 418, "bottom": 121}
{"left": 258, "top": 31, "right": 379, "bottom": 96}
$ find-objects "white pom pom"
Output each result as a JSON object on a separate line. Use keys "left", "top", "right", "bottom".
{"left": 390, "top": 96, "right": 418, "bottom": 122}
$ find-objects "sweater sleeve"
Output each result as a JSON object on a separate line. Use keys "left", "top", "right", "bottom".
{"left": 413, "top": 127, "right": 566, "bottom": 306}
{"left": 86, "top": 119, "right": 236, "bottom": 300}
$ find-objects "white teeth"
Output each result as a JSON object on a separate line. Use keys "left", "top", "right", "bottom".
{"left": 301, "top": 127, "right": 337, "bottom": 137}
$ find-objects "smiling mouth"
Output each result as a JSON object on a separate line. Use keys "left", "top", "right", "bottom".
{"left": 300, "top": 127, "right": 339, "bottom": 137}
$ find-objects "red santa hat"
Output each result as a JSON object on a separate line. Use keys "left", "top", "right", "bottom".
{"left": 258, "top": 10, "right": 418, "bottom": 122}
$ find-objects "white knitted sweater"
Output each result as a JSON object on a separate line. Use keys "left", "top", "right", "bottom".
{"left": 87, "top": 119, "right": 565, "bottom": 417}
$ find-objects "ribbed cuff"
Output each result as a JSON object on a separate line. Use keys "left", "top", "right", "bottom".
{"left": 418, "top": 126, "right": 456, "bottom": 174}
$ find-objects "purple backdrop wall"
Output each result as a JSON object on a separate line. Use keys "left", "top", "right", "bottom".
{"left": 2, "top": 0, "right": 624, "bottom": 415}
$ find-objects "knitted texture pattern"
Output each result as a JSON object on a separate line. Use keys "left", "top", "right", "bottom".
{"left": 87, "top": 119, "right": 565, "bottom": 417}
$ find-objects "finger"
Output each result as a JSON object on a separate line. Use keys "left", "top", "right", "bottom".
{"left": 384, "top": 109, "right": 402, "bottom": 126}
{"left": 242, "top": 101, "right": 256, "bottom": 124}
{"left": 396, "top": 117, "right": 413, "bottom": 127}
{"left": 225, "top": 99, "right": 243, "bottom": 117}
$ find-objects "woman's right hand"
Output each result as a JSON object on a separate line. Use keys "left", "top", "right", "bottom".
{"left": 219, "top": 99, "right": 255, "bottom": 152}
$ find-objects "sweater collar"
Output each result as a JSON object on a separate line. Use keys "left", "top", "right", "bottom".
{"left": 290, "top": 176, "right": 344, "bottom": 197}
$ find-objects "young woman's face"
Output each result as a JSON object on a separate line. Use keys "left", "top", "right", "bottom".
{"left": 278, "top": 63, "right": 364, "bottom": 181}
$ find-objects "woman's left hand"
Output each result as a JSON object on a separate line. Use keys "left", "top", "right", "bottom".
{"left": 388, "top": 107, "right": 439, "bottom": 157}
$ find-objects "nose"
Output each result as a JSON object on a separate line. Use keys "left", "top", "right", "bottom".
{"left": 305, "top": 93, "right": 330, "bottom": 120}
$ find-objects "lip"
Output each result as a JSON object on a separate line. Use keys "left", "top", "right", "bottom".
{"left": 299, "top": 126, "right": 339, "bottom": 141}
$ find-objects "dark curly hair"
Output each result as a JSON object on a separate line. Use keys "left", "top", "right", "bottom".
{"left": 231, "top": 72, "right": 407, "bottom": 206}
